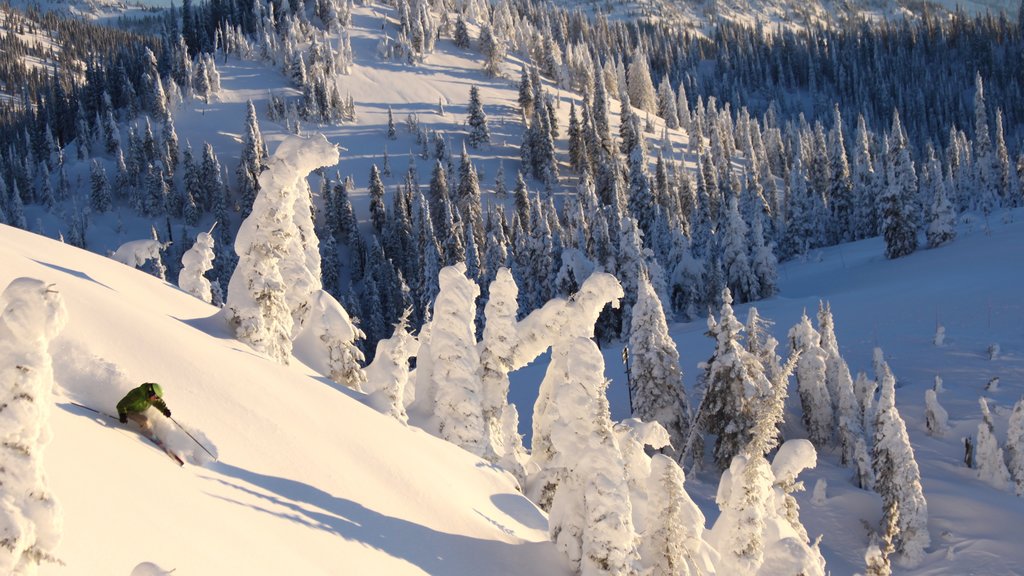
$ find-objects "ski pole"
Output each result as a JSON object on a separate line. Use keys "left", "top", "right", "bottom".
{"left": 67, "top": 401, "right": 116, "bottom": 421}
{"left": 170, "top": 416, "right": 217, "bottom": 461}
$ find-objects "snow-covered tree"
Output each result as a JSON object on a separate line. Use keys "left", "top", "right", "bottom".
{"left": 479, "top": 268, "right": 527, "bottom": 481}
{"left": 881, "top": 120, "right": 918, "bottom": 260}
{"left": 975, "top": 397, "right": 1011, "bottom": 490}
{"left": 0, "top": 278, "right": 68, "bottom": 573}
{"left": 1007, "top": 397, "right": 1024, "bottom": 496}
{"left": 547, "top": 334, "right": 641, "bottom": 576}
{"left": 178, "top": 230, "right": 216, "bottom": 303}
{"left": 417, "top": 263, "right": 486, "bottom": 456}
{"left": 626, "top": 53, "right": 656, "bottom": 115}
{"left": 789, "top": 313, "right": 833, "bottom": 449}
{"left": 89, "top": 160, "right": 112, "bottom": 213}
{"left": 628, "top": 271, "right": 689, "bottom": 460}
{"left": 236, "top": 100, "right": 267, "bottom": 218}
{"left": 641, "top": 455, "right": 718, "bottom": 576}
{"left": 364, "top": 311, "right": 418, "bottom": 423}
{"left": 708, "top": 439, "right": 825, "bottom": 576}
{"left": 226, "top": 135, "right": 339, "bottom": 364}
{"left": 299, "top": 290, "right": 367, "bottom": 392}
{"left": 872, "top": 354, "right": 929, "bottom": 566}
{"left": 924, "top": 389, "right": 948, "bottom": 437}
{"left": 525, "top": 273, "right": 624, "bottom": 507}
{"left": 466, "top": 85, "right": 490, "bottom": 148}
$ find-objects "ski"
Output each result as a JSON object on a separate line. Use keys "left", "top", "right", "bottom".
{"left": 66, "top": 401, "right": 185, "bottom": 466}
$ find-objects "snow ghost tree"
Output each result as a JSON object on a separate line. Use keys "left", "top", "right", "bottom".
{"left": 871, "top": 353, "right": 929, "bottom": 566}
{"left": 628, "top": 270, "right": 690, "bottom": 459}
{"left": 1006, "top": 397, "right": 1024, "bottom": 497}
{"left": 364, "top": 311, "right": 419, "bottom": 423}
{"left": 178, "top": 230, "right": 216, "bottom": 303}
{"left": 0, "top": 278, "right": 68, "bottom": 573}
{"left": 479, "top": 268, "right": 527, "bottom": 483}
{"left": 924, "top": 389, "right": 948, "bottom": 437}
{"left": 525, "top": 272, "right": 624, "bottom": 509}
{"left": 975, "top": 397, "right": 1011, "bottom": 490}
{"left": 417, "top": 263, "right": 487, "bottom": 457}
{"left": 225, "top": 135, "right": 339, "bottom": 364}
{"left": 295, "top": 290, "right": 367, "bottom": 392}
{"left": 547, "top": 336, "right": 641, "bottom": 576}
{"left": 111, "top": 239, "right": 171, "bottom": 271}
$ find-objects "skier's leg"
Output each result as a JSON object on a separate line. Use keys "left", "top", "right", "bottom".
{"left": 127, "top": 412, "right": 152, "bottom": 433}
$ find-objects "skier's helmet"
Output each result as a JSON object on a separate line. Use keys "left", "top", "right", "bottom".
{"left": 146, "top": 383, "right": 163, "bottom": 398}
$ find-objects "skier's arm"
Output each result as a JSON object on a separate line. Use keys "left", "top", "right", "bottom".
{"left": 152, "top": 397, "right": 171, "bottom": 417}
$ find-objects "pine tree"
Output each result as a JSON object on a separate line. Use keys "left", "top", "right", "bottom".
{"left": 478, "top": 24, "right": 504, "bottom": 77}
{"left": 89, "top": 160, "right": 112, "bottom": 213}
{"left": 479, "top": 268, "right": 527, "bottom": 481}
{"left": 547, "top": 335, "right": 641, "bottom": 576}
{"left": 626, "top": 52, "right": 656, "bottom": 115}
{"left": 236, "top": 100, "right": 267, "bottom": 218}
{"left": 641, "top": 455, "right": 715, "bottom": 576}
{"left": 881, "top": 123, "right": 918, "bottom": 260}
{"left": 696, "top": 288, "right": 773, "bottom": 470}
{"left": 225, "top": 135, "right": 338, "bottom": 365}
{"left": 721, "top": 196, "right": 758, "bottom": 303}
{"left": 629, "top": 270, "right": 690, "bottom": 460}
{"left": 179, "top": 231, "right": 216, "bottom": 303}
{"left": 920, "top": 390, "right": 947, "bottom": 442}
{"left": 925, "top": 148, "right": 956, "bottom": 249}
{"left": 1007, "top": 397, "right": 1024, "bottom": 496}
{"left": 789, "top": 313, "right": 833, "bottom": 449}
{"left": 425, "top": 263, "right": 486, "bottom": 455}
{"left": 872, "top": 353, "right": 929, "bottom": 566}
{"left": 368, "top": 164, "right": 387, "bottom": 235}
{"left": 466, "top": 85, "right": 490, "bottom": 148}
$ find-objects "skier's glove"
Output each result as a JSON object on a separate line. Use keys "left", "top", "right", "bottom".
{"left": 119, "top": 413, "right": 128, "bottom": 424}
{"left": 163, "top": 409, "right": 172, "bottom": 418}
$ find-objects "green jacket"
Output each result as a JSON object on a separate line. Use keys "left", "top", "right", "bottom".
{"left": 117, "top": 383, "right": 170, "bottom": 418}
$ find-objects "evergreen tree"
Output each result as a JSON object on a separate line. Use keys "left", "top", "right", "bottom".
{"left": 629, "top": 270, "right": 690, "bottom": 460}
{"left": 466, "top": 85, "right": 490, "bottom": 148}
{"left": 789, "top": 313, "right": 833, "bottom": 449}
{"left": 1007, "top": 397, "right": 1024, "bottom": 496}
{"left": 925, "top": 150, "right": 956, "bottom": 249}
{"left": 236, "top": 100, "right": 267, "bottom": 218}
{"left": 828, "top": 106, "right": 854, "bottom": 243}
{"left": 881, "top": 122, "right": 919, "bottom": 260}
{"left": 975, "top": 397, "right": 1012, "bottom": 489}
{"left": 89, "top": 160, "right": 112, "bottom": 213}
{"left": 696, "top": 288, "right": 773, "bottom": 470}
{"left": 626, "top": 52, "right": 656, "bottom": 115}
{"left": 872, "top": 354, "right": 929, "bottom": 566}
{"left": 641, "top": 455, "right": 716, "bottom": 576}
{"left": 368, "top": 164, "right": 387, "bottom": 235}
{"left": 721, "top": 197, "right": 758, "bottom": 303}
{"left": 478, "top": 24, "right": 504, "bottom": 77}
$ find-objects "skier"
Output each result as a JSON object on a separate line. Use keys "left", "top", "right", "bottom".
{"left": 117, "top": 382, "right": 172, "bottom": 433}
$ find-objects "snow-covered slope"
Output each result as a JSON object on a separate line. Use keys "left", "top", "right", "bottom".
{"left": 0, "top": 223, "right": 565, "bottom": 575}
{"left": 6, "top": 211, "right": 1024, "bottom": 575}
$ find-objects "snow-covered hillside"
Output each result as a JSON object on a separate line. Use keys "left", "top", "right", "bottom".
{"left": 0, "top": 223, "right": 565, "bottom": 575}
{"left": 4, "top": 208, "right": 1024, "bottom": 575}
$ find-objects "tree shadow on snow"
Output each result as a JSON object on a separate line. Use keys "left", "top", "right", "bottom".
{"left": 205, "top": 461, "right": 567, "bottom": 576}
{"left": 31, "top": 259, "right": 114, "bottom": 291}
